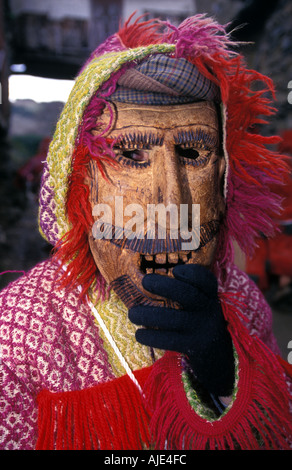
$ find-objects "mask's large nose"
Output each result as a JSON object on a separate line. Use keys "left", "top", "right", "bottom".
{"left": 153, "top": 143, "right": 184, "bottom": 204}
{"left": 152, "top": 143, "right": 191, "bottom": 231}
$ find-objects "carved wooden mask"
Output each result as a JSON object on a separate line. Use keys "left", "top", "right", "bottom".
{"left": 87, "top": 101, "right": 226, "bottom": 307}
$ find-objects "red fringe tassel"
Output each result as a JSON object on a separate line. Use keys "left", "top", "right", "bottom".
{"left": 36, "top": 367, "right": 152, "bottom": 450}
{"left": 145, "top": 294, "right": 292, "bottom": 450}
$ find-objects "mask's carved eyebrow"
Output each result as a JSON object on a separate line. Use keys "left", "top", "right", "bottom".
{"left": 174, "top": 129, "right": 218, "bottom": 148}
{"left": 114, "top": 132, "right": 164, "bottom": 148}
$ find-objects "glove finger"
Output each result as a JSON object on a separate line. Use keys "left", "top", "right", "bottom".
{"left": 135, "top": 327, "right": 188, "bottom": 353}
{"left": 173, "top": 264, "right": 218, "bottom": 296}
{"left": 129, "top": 305, "right": 194, "bottom": 331}
{"left": 142, "top": 273, "right": 205, "bottom": 310}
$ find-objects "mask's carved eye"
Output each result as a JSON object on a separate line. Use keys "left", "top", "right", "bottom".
{"left": 174, "top": 129, "right": 218, "bottom": 167}
{"left": 121, "top": 149, "right": 150, "bottom": 162}
{"left": 176, "top": 146, "right": 200, "bottom": 160}
{"left": 113, "top": 132, "right": 164, "bottom": 167}
{"left": 113, "top": 148, "right": 151, "bottom": 168}
{"left": 176, "top": 145, "right": 212, "bottom": 167}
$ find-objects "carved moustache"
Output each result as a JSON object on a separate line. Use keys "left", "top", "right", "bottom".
{"left": 93, "top": 219, "right": 219, "bottom": 284}
{"left": 93, "top": 219, "right": 219, "bottom": 252}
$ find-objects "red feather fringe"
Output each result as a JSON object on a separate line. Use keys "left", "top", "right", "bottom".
{"left": 117, "top": 12, "right": 164, "bottom": 48}
{"left": 53, "top": 144, "right": 118, "bottom": 299}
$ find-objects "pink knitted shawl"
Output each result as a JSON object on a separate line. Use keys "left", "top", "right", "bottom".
{"left": 0, "top": 258, "right": 284, "bottom": 450}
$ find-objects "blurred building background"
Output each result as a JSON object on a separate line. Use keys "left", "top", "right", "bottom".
{"left": 0, "top": 0, "right": 291, "bottom": 358}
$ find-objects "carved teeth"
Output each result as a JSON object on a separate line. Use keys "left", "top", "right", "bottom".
{"left": 140, "top": 251, "right": 193, "bottom": 275}
{"left": 155, "top": 254, "right": 166, "bottom": 264}
{"left": 179, "top": 253, "right": 189, "bottom": 263}
{"left": 167, "top": 253, "right": 179, "bottom": 264}
{"left": 155, "top": 268, "right": 167, "bottom": 274}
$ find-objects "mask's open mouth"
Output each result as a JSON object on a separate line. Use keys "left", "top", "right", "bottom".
{"left": 140, "top": 251, "right": 194, "bottom": 275}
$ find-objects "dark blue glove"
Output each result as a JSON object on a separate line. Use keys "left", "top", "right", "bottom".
{"left": 129, "top": 264, "right": 234, "bottom": 397}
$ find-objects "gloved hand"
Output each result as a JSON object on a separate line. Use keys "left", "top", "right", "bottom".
{"left": 128, "top": 264, "right": 235, "bottom": 397}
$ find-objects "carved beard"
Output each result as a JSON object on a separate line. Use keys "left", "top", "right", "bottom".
{"left": 88, "top": 101, "right": 226, "bottom": 309}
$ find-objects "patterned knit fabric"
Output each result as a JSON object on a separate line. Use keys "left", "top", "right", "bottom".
{"left": 90, "top": 291, "right": 165, "bottom": 378}
{"left": 0, "top": 258, "right": 285, "bottom": 450}
{"left": 0, "top": 260, "right": 115, "bottom": 449}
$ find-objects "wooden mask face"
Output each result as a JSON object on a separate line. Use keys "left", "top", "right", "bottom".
{"left": 88, "top": 101, "right": 226, "bottom": 307}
